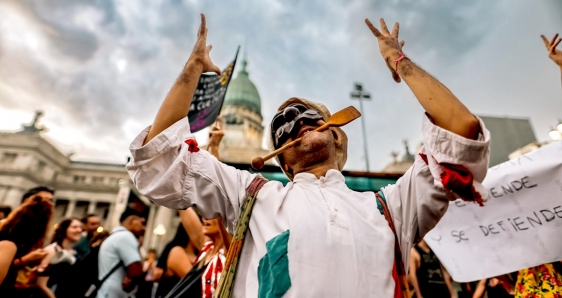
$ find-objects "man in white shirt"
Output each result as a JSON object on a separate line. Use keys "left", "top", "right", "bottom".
{"left": 127, "top": 14, "right": 490, "bottom": 297}
{"left": 97, "top": 210, "right": 145, "bottom": 298}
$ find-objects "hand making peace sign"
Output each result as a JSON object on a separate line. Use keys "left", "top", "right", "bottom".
{"left": 541, "top": 33, "right": 562, "bottom": 67}
{"left": 365, "top": 18, "right": 406, "bottom": 83}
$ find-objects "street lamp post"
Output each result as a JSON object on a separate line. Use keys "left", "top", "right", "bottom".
{"left": 351, "top": 83, "right": 371, "bottom": 172}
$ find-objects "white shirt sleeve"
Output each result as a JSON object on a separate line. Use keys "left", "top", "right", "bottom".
{"left": 382, "top": 114, "right": 491, "bottom": 266}
{"left": 126, "top": 118, "right": 256, "bottom": 231}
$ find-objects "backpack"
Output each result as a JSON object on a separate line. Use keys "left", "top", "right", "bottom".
{"left": 55, "top": 231, "right": 124, "bottom": 298}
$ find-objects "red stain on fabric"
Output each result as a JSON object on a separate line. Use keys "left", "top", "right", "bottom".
{"left": 185, "top": 139, "right": 200, "bottom": 153}
{"left": 418, "top": 153, "right": 429, "bottom": 165}
{"left": 439, "top": 163, "right": 484, "bottom": 206}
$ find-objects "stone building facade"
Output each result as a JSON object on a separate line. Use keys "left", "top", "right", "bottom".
{"left": 0, "top": 112, "right": 177, "bottom": 252}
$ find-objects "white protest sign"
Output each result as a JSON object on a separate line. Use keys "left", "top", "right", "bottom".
{"left": 425, "top": 141, "right": 562, "bottom": 282}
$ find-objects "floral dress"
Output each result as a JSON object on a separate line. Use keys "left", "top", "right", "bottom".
{"left": 515, "top": 263, "right": 562, "bottom": 297}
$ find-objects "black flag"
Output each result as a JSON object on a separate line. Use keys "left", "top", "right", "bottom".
{"left": 188, "top": 47, "right": 239, "bottom": 132}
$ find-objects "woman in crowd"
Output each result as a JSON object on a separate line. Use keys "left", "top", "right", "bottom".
{"left": 36, "top": 218, "right": 83, "bottom": 298}
{"left": 0, "top": 194, "right": 53, "bottom": 296}
{"left": 155, "top": 220, "right": 202, "bottom": 297}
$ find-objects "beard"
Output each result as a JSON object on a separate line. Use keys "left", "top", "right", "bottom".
{"left": 287, "top": 130, "right": 336, "bottom": 168}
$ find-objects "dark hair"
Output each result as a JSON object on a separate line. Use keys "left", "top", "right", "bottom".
{"left": 0, "top": 205, "right": 12, "bottom": 217}
{"left": 21, "top": 186, "right": 54, "bottom": 204}
{"left": 170, "top": 224, "right": 190, "bottom": 248}
{"left": 52, "top": 218, "right": 81, "bottom": 246}
{"left": 156, "top": 224, "right": 193, "bottom": 270}
{"left": 0, "top": 195, "right": 53, "bottom": 256}
{"left": 147, "top": 248, "right": 157, "bottom": 255}
{"left": 119, "top": 208, "right": 143, "bottom": 223}
{"left": 81, "top": 214, "right": 99, "bottom": 224}
{"left": 90, "top": 230, "right": 109, "bottom": 247}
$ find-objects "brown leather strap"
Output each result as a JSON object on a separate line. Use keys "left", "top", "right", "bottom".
{"left": 375, "top": 192, "right": 409, "bottom": 298}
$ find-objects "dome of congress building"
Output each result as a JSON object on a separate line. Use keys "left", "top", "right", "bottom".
{"left": 223, "top": 60, "right": 262, "bottom": 118}
{"left": 219, "top": 58, "right": 271, "bottom": 165}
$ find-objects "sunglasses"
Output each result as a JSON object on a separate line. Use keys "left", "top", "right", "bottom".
{"left": 270, "top": 104, "right": 323, "bottom": 148}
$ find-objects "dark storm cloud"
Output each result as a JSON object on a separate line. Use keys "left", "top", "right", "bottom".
{"left": 0, "top": 0, "right": 560, "bottom": 169}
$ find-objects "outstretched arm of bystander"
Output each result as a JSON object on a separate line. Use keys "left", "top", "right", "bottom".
{"left": 0, "top": 240, "right": 17, "bottom": 284}
{"left": 541, "top": 33, "right": 562, "bottom": 87}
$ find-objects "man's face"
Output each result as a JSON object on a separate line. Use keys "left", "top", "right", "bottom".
{"left": 129, "top": 216, "right": 146, "bottom": 238}
{"left": 85, "top": 216, "right": 101, "bottom": 234}
{"left": 35, "top": 191, "right": 55, "bottom": 208}
{"left": 280, "top": 118, "right": 338, "bottom": 174}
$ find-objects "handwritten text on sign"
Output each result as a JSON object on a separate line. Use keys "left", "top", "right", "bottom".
{"left": 425, "top": 141, "right": 562, "bottom": 282}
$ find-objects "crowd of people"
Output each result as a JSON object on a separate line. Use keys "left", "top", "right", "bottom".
{"left": 0, "top": 14, "right": 561, "bottom": 298}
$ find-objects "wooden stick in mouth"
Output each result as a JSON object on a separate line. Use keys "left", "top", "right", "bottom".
{"left": 251, "top": 106, "right": 361, "bottom": 170}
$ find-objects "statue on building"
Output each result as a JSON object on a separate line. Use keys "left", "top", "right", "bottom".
{"left": 21, "top": 111, "right": 47, "bottom": 133}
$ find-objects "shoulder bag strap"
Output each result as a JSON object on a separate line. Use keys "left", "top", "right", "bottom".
{"left": 375, "top": 191, "right": 410, "bottom": 298}
{"left": 216, "top": 175, "right": 268, "bottom": 298}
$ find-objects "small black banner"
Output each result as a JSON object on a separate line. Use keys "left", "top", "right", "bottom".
{"left": 188, "top": 47, "right": 239, "bottom": 132}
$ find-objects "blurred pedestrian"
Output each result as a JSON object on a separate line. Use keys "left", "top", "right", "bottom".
{"left": 155, "top": 221, "right": 201, "bottom": 298}
{"left": 74, "top": 214, "right": 101, "bottom": 258}
{"left": 0, "top": 193, "right": 53, "bottom": 296}
{"left": 137, "top": 249, "right": 158, "bottom": 298}
{"left": 36, "top": 218, "right": 83, "bottom": 298}
{"left": 97, "top": 209, "right": 145, "bottom": 298}
{"left": 409, "top": 239, "right": 455, "bottom": 298}
{"left": 11, "top": 187, "right": 55, "bottom": 295}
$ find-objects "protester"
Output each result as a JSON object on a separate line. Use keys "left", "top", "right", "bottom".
{"left": 503, "top": 32, "right": 562, "bottom": 298}
{"left": 0, "top": 193, "right": 53, "bottom": 296}
{"left": 97, "top": 209, "right": 145, "bottom": 298}
{"left": 11, "top": 187, "right": 55, "bottom": 294}
{"left": 137, "top": 249, "right": 158, "bottom": 298}
{"left": 0, "top": 205, "right": 12, "bottom": 221}
{"left": 513, "top": 263, "right": 562, "bottom": 297}
{"left": 127, "top": 14, "right": 490, "bottom": 297}
{"left": 409, "top": 239, "right": 455, "bottom": 298}
{"left": 74, "top": 214, "right": 101, "bottom": 258}
{"left": 155, "top": 219, "right": 201, "bottom": 297}
{"left": 35, "top": 218, "right": 83, "bottom": 298}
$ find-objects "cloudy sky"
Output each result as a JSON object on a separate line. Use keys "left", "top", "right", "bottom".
{"left": 1, "top": 0, "right": 561, "bottom": 171}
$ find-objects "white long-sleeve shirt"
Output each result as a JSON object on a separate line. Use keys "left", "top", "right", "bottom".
{"left": 127, "top": 115, "right": 490, "bottom": 297}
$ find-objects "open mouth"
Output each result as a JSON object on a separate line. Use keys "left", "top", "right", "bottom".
{"left": 296, "top": 125, "right": 316, "bottom": 139}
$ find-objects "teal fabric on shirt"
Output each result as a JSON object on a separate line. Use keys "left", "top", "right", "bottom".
{"left": 376, "top": 190, "right": 387, "bottom": 215}
{"left": 258, "top": 230, "right": 291, "bottom": 298}
{"left": 96, "top": 226, "right": 141, "bottom": 298}
{"left": 73, "top": 236, "right": 90, "bottom": 259}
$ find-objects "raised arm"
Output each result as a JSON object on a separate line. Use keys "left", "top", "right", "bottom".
{"left": 365, "top": 18, "right": 480, "bottom": 140}
{"left": 179, "top": 208, "right": 206, "bottom": 250}
{"left": 144, "top": 14, "right": 220, "bottom": 145}
{"left": 541, "top": 33, "right": 562, "bottom": 87}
